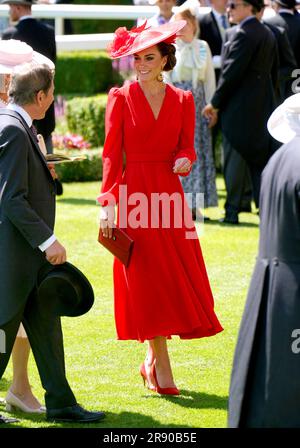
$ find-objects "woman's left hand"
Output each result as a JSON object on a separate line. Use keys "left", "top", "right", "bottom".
{"left": 173, "top": 157, "right": 192, "bottom": 174}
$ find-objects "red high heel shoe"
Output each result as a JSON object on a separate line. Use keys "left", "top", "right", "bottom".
{"left": 151, "top": 365, "right": 180, "bottom": 396}
{"left": 140, "top": 362, "right": 155, "bottom": 391}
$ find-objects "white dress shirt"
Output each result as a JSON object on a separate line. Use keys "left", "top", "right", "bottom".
{"left": 212, "top": 9, "right": 230, "bottom": 41}
{"left": 7, "top": 103, "right": 56, "bottom": 252}
{"left": 211, "top": 9, "right": 230, "bottom": 69}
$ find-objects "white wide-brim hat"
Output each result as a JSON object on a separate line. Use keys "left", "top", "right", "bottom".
{"left": 0, "top": 39, "right": 55, "bottom": 74}
{"left": 267, "top": 93, "right": 300, "bottom": 144}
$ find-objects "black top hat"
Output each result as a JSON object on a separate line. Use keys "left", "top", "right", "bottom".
{"left": 274, "top": 0, "right": 296, "bottom": 7}
{"left": 243, "top": 0, "right": 265, "bottom": 9}
{"left": 37, "top": 262, "right": 94, "bottom": 317}
{"left": 1, "top": 0, "right": 36, "bottom": 5}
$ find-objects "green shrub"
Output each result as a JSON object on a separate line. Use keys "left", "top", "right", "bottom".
{"left": 55, "top": 148, "right": 102, "bottom": 182}
{"left": 66, "top": 94, "right": 107, "bottom": 148}
{"left": 55, "top": 51, "right": 122, "bottom": 95}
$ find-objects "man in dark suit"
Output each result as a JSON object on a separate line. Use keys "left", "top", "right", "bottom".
{"left": 203, "top": 0, "right": 279, "bottom": 224}
{"left": 1, "top": 0, "right": 63, "bottom": 195}
{"left": 1, "top": 0, "right": 56, "bottom": 151}
{"left": 262, "top": 13, "right": 297, "bottom": 101}
{"left": 0, "top": 64, "right": 105, "bottom": 424}
{"left": 216, "top": 3, "right": 297, "bottom": 223}
{"left": 199, "top": 0, "right": 230, "bottom": 82}
{"left": 228, "top": 93, "right": 300, "bottom": 427}
{"left": 265, "top": 0, "right": 300, "bottom": 71}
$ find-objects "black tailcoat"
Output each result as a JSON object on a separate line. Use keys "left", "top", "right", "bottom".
{"left": 2, "top": 18, "right": 57, "bottom": 139}
{"left": 228, "top": 137, "right": 300, "bottom": 428}
{"left": 211, "top": 17, "right": 278, "bottom": 168}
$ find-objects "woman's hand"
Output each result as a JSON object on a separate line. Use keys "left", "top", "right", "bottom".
{"left": 99, "top": 205, "right": 115, "bottom": 239}
{"left": 173, "top": 157, "right": 192, "bottom": 174}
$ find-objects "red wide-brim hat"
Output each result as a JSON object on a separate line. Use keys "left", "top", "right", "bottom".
{"left": 108, "top": 20, "right": 186, "bottom": 59}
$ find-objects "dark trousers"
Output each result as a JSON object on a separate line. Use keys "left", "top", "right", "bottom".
{"left": 223, "top": 135, "right": 253, "bottom": 216}
{"left": 248, "top": 163, "right": 262, "bottom": 210}
{"left": 0, "top": 288, "right": 76, "bottom": 410}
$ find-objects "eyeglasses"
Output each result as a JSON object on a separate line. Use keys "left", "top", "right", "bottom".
{"left": 228, "top": 2, "right": 246, "bottom": 8}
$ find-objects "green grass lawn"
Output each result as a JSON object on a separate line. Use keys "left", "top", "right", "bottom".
{"left": 0, "top": 177, "right": 259, "bottom": 428}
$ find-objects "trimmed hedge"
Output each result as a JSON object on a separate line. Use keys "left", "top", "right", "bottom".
{"left": 55, "top": 51, "right": 122, "bottom": 95}
{"left": 66, "top": 94, "right": 107, "bottom": 148}
{"left": 55, "top": 148, "right": 102, "bottom": 182}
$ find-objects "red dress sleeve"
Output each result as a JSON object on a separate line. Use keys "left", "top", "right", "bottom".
{"left": 97, "top": 87, "right": 125, "bottom": 205}
{"left": 173, "top": 90, "right": 197, "bottom": 177}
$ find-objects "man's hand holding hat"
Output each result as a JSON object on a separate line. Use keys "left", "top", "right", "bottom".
{"left": 45, "top": 240, "right": 67, "bottom": 265}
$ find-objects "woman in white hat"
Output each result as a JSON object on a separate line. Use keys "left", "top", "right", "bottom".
{"left": 228, "top": 93, "right": 300, "bottom": 427}
{"left": 0, "top": 39, "right": 54, "bottom": 414}
{"left": 168, "top": 7, "right": 217, "bottom": 219}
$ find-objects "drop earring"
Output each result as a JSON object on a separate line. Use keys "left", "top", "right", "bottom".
{"left": 157, "top": 72, "right": 163, "bottom": 82}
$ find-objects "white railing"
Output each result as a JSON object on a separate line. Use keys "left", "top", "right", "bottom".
{"left": 0, "top": 4, "right": 210, "bottom": 35}
{"left": 0, "top": 4, "right": 275, "bottom": 52}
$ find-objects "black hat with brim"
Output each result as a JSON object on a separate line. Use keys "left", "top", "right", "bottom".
{"left": 243, "top": 0, "right": 265, "bottom": 9}
{"left": 1, "top": 0, "right": 36, "bottom": 5}
{"left": 37, "top": 262, "right": 94, "bottom": 317}
{"left": 274, "top": 0, "right": 296, "bottom": 8}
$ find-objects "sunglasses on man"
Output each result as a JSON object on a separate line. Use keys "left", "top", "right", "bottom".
{"left": 228, "top": 2, "right": 246, "bottom": 8}
{"left": 228, "top": 2, "right": 268, "bottom": 8}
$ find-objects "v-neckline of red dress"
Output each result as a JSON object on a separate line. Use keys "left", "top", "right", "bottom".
{"left": 136, "top": 82, "right": 169, "bottom": 122}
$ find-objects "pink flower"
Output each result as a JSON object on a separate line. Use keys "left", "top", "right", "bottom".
{"left": 52, "top": 133, "right": 91, "bottom": 150}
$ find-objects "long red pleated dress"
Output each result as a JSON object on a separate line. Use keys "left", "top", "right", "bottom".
{"left": 97, "top": 81, "right": 223, "bottom": 342}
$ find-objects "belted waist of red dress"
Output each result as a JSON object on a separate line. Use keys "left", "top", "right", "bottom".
{"left": 126, "top": 152, "right": 175, "bottom": 163}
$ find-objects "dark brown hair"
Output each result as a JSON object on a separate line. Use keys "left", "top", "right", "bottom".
{"left": 157, "top": 42, "right": 176, "bottom": 72}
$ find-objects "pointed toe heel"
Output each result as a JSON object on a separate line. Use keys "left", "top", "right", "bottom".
{"left": 152, "top": 365, "right": 180, "bottom": 396}
{"left": 5, "top": 403, "right": 14, "bottom": 412}
{"left": 140, "top": 362, "right": 155, "bottom": 391}
{"left": 5, "top": 391, "right": 45, "bottom": 414}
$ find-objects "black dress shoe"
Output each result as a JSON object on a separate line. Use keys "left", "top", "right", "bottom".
{"left": 238, "top": 204, "right": 252, "bottom": 213}
{"left": 46, "top": 404, "right": 105, "bottom": 423}
{"left": 0, "top": 414, "right": 19, "bottom": 424}
{"left": 219, "top": 215, "right": 239, "bottom": 225}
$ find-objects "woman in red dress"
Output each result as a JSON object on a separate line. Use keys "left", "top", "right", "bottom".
{"left": 98, "top": 21, "right": 223, "bottom": 395}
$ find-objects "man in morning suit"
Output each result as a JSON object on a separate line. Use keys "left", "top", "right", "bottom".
{"left": 265, "top": 0, "right": 300, "bottom": 71}
{"left": 1, "top": 0, "right": 63, "bottom": 195}
{"left": 1, "top": 0, "right": 56, "bottom": 152}
{"left": 260, "top": 5, "right": 297, "bottom": 101}
{"left": 216, "top": 1, "right": 297, "bottom": 224}
{"left": 199, "top": 0, "right": 230, "bottom": 83}
{"left": 0, "top": 64, "right": 105, "bottom": 424}
{"left": 203, "top": 0, "right": 279, "bottom": 224}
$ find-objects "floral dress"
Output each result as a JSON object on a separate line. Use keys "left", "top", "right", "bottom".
{"left": 167, "top": 38, "right": 218, "bottom": 208}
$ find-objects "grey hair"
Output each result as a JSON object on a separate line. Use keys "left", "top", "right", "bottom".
{"left": 8, "top": 63, "right": 53, "bottom": 106}
{"left": 0, "top": 74, "right": 7, "bottom": 94}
